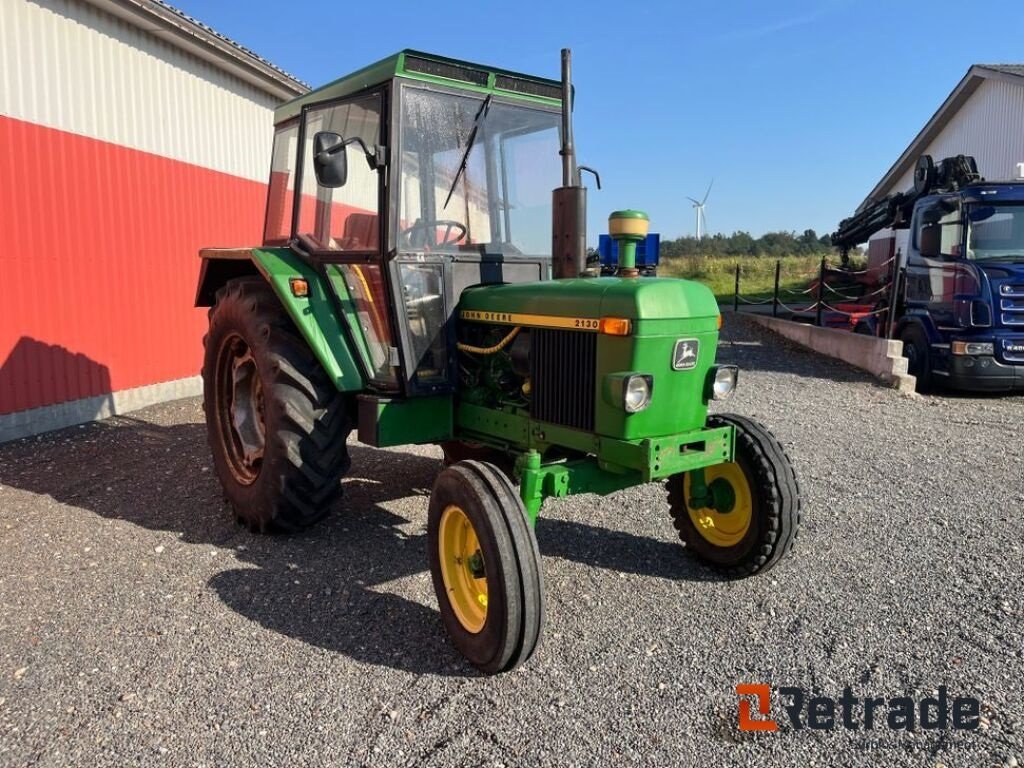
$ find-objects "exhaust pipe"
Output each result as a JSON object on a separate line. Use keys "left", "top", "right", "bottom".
{"left": 559, "top": 48, "right": 577, "bottom": 189}
{"left": 552, "top": 48, "right": 587, "bottom": 280}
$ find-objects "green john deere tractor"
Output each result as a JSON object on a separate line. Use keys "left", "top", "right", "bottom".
{"left": 196, "top": 49, "right": 800, "bottom": 673}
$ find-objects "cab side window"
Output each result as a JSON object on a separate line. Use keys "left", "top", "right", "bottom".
{"left": 914, "top": 200, "right": 962, "bottom": 259}
{"left": 297, "top": 93, "right": 382, "bottom": 251}
{"left": 264, "top": 121, "right": 299, "bottom": 245}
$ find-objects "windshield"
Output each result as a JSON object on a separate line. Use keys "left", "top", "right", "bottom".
{"left": 394, "top": 86, "right": 561, "bottom": 256}
{"left": 967, "top": 203, "right": 1024, "bottom": 261}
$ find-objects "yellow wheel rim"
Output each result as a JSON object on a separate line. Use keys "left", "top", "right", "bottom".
{"left": 684, "top": 462, "right": 753, "bottom": 548}
{"left": 438, "top": 505, "right": 488, "bottom": 633}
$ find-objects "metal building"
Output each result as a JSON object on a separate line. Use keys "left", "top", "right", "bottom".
{"left": 0, "top": 0, "right": 307, "bottom": 442}
{"left": 861, "top": 65, "right": 1024, "bottom": 256}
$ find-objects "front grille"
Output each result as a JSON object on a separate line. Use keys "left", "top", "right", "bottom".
{"left": 1001, "top": 338, "right": 1024, "bottom": 363}
{"left": 1000, "top": 284, "right": 1024, "bottom": 325}
{"left": 530, "top": 329, "right": 596, "bottom": 432}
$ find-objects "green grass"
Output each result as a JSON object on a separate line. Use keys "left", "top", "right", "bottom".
{"left": 659, "top": 254, "right": 834, "bottom": 305}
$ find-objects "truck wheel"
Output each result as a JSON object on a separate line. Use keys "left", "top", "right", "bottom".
{"left": 203, "top": 277, "right": 352, "bottom": 533}
{"left": 899, "top": 325, "right": 932, "bottom": 391}
{"left": 667, "top": 415, "right": 800, "bottom": 578}
{"left": 427, "top": 460, "right": 544, "bottom": 673}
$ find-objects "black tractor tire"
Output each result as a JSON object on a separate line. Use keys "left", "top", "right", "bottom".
{"left": 203, "top": 277, "right": 352, "bottom": 533}
{"left": 427, "top": 460, "right": 544, "bottom": 673}
{"left": 899, "top": 324, "right": 932, "bottom": 392}
{"left": 668, "top": 414, "right": 800, "bottom": 578}
{"left": 439, "top": 440, "right": 516, "bottom": 477}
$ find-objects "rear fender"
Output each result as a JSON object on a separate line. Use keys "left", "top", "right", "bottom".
{"left": 195, "top": 249, "right": 259, "bottom": 307}
{"left": 197, "top": 247, "right": 365, "bottom": 392}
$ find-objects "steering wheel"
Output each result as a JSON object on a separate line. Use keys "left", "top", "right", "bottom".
{"left": 401, "top": 219, "right": 468, "bottom": 249}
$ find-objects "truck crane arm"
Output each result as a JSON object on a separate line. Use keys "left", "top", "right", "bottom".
{"left": 830, "top": 154, "right": 982, "bottom": 252}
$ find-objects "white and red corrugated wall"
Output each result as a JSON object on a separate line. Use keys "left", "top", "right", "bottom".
{"left": 0, "top": 0, "right": 307, "bottom": 441}
{"left": 863, "top": 66, "right": 1024, "bottom": 257}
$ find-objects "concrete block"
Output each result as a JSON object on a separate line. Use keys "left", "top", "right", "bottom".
{"left": 0, "top": 376, "right": 202, "bottom": 444}
{"left": 748, "top": 315, "right": 915, "bottom": 393}
{"left": 884, "top": 372, "right": 918, "bottom": 394}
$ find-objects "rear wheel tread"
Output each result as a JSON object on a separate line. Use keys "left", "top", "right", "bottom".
{"left": 203, "top": 277, "right": 352, "bottom": 533}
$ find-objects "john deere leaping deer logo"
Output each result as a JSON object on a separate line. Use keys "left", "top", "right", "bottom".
{"left": 672, "top": 339, "right": 699, "bottom": 370}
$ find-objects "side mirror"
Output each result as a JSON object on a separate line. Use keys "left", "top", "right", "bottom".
{"left": 919, "top": 224, "right": 941, "bottom": 258}
{"left": 313, "top": 131, "right": 348, "bottom": 188}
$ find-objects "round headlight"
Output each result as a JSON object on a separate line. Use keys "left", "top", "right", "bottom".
{"left": 624, "top": 375, "right": 653, "bottom": 413}
{"left": 711, "top": 366, "right": 738, "bottom": 400}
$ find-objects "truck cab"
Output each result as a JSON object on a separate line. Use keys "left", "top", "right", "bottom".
{"left": 898, "top": 183, "right": 1024, "bottom": 390}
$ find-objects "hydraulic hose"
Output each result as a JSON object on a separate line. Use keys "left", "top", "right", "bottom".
{"left": 456, "top": 326, "right": 521, "bottom": 355}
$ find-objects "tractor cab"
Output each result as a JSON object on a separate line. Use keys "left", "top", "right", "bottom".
{"left": 259, "top": 51, "right": 564, "bottom": 397}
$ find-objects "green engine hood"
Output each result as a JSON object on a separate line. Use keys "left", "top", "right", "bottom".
{"left": 458, "top": 277, "right": 720, "bottom": 335}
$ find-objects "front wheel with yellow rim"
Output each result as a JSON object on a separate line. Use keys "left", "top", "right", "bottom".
{"left": 668, "top": 414, "right": 800, "bottom": 578}
{"left": 427, "top": 460, "right": 544, "bottom": 674}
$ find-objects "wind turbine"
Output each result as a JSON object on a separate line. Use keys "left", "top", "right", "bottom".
{"left": 687, "top": 179, "right": 713, "bottom": 240}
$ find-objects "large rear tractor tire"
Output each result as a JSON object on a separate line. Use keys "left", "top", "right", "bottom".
{"left": 427, "top": 460, "right": 544, "bottom": 673}
{"left": 668, "top": 414, "right": 800, "bottom": 578}
{"left": 203, "top": 277, "right": 352, "bottom": 533}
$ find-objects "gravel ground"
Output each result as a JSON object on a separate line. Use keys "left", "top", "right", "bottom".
{"left": 1, "top": 315, "right": 1022, "bottom": 768}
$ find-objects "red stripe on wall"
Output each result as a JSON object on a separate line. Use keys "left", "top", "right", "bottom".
{"left": 0, "top": 116, "right": 268, "bottom": 416}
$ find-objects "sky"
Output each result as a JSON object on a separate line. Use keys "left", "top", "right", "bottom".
{"left": 171, "top": 0, "right": 1024, "bottom": 241}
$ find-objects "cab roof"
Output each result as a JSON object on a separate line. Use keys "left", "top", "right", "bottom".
{"left": 959, "top": 182, "right": 1024, "bottom": 205}
{"left": 273, "top": 49, "right": 563, "bottom": 124}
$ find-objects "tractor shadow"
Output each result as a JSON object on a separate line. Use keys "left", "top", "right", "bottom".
{"left": 0, "top": 412, "right": 716, "bottom": 674}
{"left": 538, "top": 517, "right": 718, "bottom": 583}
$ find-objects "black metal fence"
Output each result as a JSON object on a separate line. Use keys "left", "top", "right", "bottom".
{"left": 731, "top": 256, "right": 900, "bottom": 336}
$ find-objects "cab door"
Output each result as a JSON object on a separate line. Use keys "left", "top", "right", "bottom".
{"left": 291, "top": 89, "right": 404, "bottom": 393}
{"left": 905, "top": 196, "right": 962, "bottom": 330}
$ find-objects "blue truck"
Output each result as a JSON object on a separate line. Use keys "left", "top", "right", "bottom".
{"left": 596, "top": 232, "right": 660, "bottom": 276}
{"left": 831, "top": 154, "right": 1024, "bottom": 392}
